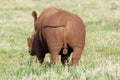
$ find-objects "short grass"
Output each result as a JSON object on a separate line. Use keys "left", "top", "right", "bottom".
{"left": 0, "top": 0, "right": 120, "bottom": 80}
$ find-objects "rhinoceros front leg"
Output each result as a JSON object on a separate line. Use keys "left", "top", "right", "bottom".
{"left": 61, "top": 54, "right": 69, "bottom": 66}
{"left": 61, "top": 47, "right": 72, "bottom": 66}
{"left": 36, "top": 53, "right": 45, "bottom": 64}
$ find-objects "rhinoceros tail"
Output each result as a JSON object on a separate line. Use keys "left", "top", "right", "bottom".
{"left": 63, "top": 44, "right": 68, "bottom": 54}
{"left": 63, "top": 28, "right": 68, "bottom": 54}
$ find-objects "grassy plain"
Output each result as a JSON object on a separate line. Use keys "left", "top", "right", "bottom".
{"left": 0, "top": 0, "right": 120, "bottom": 80}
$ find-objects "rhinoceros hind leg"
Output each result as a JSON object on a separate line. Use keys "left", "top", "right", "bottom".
{"left": 72, "top": 47, "right": 83, "bottom": 66}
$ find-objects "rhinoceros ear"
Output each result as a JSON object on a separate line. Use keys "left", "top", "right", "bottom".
{"left": 32, "top": 11, "right": 37, "bottom": 22}
{"left": 43, "top": 10, "right": 66, "bottom": 27}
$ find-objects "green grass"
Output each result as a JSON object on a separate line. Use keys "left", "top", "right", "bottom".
{"left": 0, "top": 0, "right": 120, "bottom": 80}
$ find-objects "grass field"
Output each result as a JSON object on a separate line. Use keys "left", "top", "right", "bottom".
{"left": 0, "top": 0, "right": 120, "bottom": 80}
